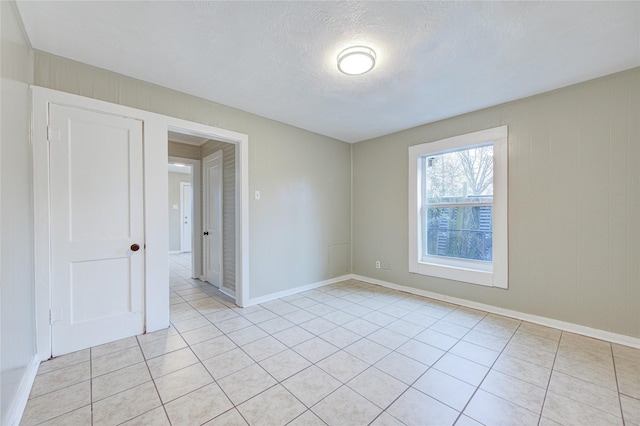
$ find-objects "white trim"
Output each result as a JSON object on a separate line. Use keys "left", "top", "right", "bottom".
{"left": 237, "top": 130, "right": 250, "bottom": 307}
{"left": 245, "top": 275, "right": 353, "bottom": 307}
{"left": 4, "top": 356, "right": 40, "bottom": 426}
{"left": 415, "top": 126, "right": 508, "bottom": 155}
{"left": 32, "top": 86, "right": 250, "bottom": 359}
{"left": 32, "top": 88, "right": 53, "bottom": 361}
{"left": 168, "top": 250, "right": 181, "bottom": 254}
{"left": 169, "top": 156, "right": 201, "bottom": 279}
{"left": 351, "top": 274, "right": 640, "bottom": 349}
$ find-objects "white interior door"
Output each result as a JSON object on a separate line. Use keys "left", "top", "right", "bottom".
{"left": 180, "top": 182, "right": 192, "bottom": 253}
{"left": 49, "top": 104, "right": 144, "bottom": 356}
{"left": 203, "top": 151, "right": 223, "bottom": 287}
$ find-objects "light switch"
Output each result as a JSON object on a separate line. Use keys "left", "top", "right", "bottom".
{"left": 172, "top": 204, "right": 179, "bottom": 209}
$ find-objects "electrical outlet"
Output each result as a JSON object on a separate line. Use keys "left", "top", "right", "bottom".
{"left": 375, "top": 261, "right": 381, "bottom": 269}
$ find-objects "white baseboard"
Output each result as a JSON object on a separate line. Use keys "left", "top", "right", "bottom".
{"left": 245, "top": 274, "right": 352, "bottom": 307}
{"left": 351, "top": 274, "right": 640, "bottom": 349}
{"left": 5, "top": 355, "right": 40, "bottom": 426}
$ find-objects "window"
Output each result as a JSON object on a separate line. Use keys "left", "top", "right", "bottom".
{"left": 409, "top": 126, "right": 508, "bottom": 288}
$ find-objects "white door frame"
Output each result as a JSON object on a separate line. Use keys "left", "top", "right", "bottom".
{"left": 32, "top": 86, "right": 250, "bottom": 361}
{"left": 169, "top": 156, "right": 200, "bottom": 279}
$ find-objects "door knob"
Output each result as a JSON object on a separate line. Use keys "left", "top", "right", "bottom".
{"left": 130, "top": 243, "right": 140, "bottom": 252}
{"left": 203, "top": 232, "right": 209, "bottom": 236}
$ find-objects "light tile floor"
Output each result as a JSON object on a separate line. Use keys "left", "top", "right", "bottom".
{"left": 22, "top": 253, "right": 640, "bottom": 425}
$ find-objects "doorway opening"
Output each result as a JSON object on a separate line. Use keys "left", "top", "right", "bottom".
{"left": 168, "top": 154, "right": 200, "bottom": 280}
{"left": 167, "top": 131, "right": 240, "bottom": 301}
{"left": 167, "top": 162, "right": 193, "bottom": 255}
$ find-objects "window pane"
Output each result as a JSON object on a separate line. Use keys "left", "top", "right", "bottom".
{"left": 424, "top": 145, "right": 493, "bottom": 203}
{"left": 425, "top": 206, "right": 492, "bottom": 261}
{"left": 422, "top": 144, "right": 494, "bottom": 262}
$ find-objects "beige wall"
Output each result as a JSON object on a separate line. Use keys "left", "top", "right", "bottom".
{"left": 168, "top": 172, "right": 192, "bottom": 252}
{"left": 353, "top": 68, "right": 640, "bottom": 339}
{"left": 202, "top": 140, "right": 237, "bottom": 293}
{"left": 34, "top": 51, "right": 352, "bottom": 300}
{"left": 1, "top": 1, "right": 36, "bottom": 422}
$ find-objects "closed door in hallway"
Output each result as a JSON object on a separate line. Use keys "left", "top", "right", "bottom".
{"left": 203, "top": 150, "right": 223, "bottom": 287}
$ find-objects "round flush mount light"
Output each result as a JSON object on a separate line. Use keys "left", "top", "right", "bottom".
{"left": 337, "top": 46, "right": 376, "bottom": 75}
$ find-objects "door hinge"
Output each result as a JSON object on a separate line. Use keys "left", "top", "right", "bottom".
{"left": 47, "top": 126, "right": 61, "bottom": 142}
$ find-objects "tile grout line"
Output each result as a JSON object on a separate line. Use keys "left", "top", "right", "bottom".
{"left": 610, "top": 343, "right": 627, "bottom": 424}
{"left": 536, "top": 330, "right": 561, "bottom": 426}
{"left": 168, "top": 299, "right": 272, "bottom": 425}
{"left": 188, "top": 277, "right": 511, "bottom": 425}
{"left": 174, "top": 279, "right": 408, "bottom": 423}
{"left": 446, "top": 315, "right": 523, "bottom": 425}
{"left": 136, "top": 334, "right": 173, "bottom": 426}
{"left": 370, "top": 309, "right": 519, "bottom": 424}
{"left": 550, "top": 335, "right": 629, "bottom": 422}
{"left": 188, "top": 292, "right": 454, "bottom": 425}
{"left": 307, "top": 299, "right": 474, "bottom": 424}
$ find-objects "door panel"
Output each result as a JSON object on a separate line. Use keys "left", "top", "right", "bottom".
{"left": 203, "top": 151, "right": 222, "bottom": 287}
{"left": 49, "top": 104, "right": 144, "bottom": 356}
{"left": 69, "top": 120, "right": 133, "bottom": 240}
{"left": 71, "top": 258, "right": 131, "bottom": 323}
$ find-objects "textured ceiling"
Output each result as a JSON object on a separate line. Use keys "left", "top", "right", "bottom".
{"left": 16, "top": 1, "right": 640, "bottom": 143}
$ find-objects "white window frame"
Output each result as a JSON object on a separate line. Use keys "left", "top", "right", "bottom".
{"left": 408, "top": 126, "right": 508, "bottom": 289}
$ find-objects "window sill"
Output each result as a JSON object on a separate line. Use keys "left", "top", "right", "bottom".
{"left": 409, "top": 260, "right": 502, "bottom": 288}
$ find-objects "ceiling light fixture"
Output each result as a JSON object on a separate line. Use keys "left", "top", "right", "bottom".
{"left": 337, "top": 46, "right": 376, "bottom": 75}
{"left": 173, "top": 163, "right": 186, "bottom": 167}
